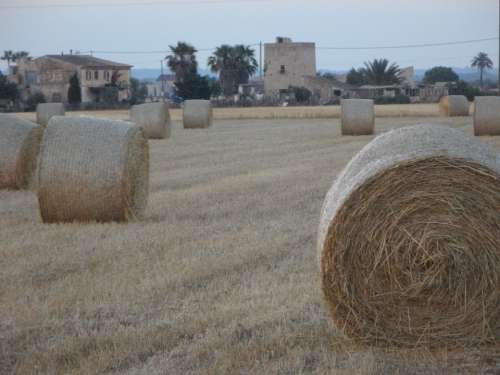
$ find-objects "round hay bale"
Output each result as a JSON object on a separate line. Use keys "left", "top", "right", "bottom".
{"left": 183, "top": 100, "right": 213, "bottom": 129}
{"left": 439, "top": 95, "right": 469, "bottom": 117}
{"left": 130, "top": 102, "right": 171, "bottom": 139}
{"left": 341, "top": 99, "right": 374, "bottom": 135}
{"left": 38, "top": 116, "right": 149, "bottom": 223}
{"left": 36, "top": 103, "right": 65, "bottom": 127}
{"left": 318, "top": 124, "right": 500, "bottom": 347}
{"left": 473, "top": 96, "right": 500, "bottom": 136}
{"left": 0, "top": 114, "right": 43, "bottom": 190}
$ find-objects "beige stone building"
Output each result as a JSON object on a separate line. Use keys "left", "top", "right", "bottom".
{"left": 264, "top": 37, "right": 316, "bottom": 96}
{"left": 10, "top": 54, "right": 132, "bottom": 103}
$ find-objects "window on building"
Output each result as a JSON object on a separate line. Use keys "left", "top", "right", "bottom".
{"left": 280, "top": 65, "right": 286, "bottom": 74}
{"left": 94, "top": 71, "right": 99, "bottom": 80}
{"left": 86, "top": 70, "right": 92, "bottom": 81}
{"left": 104, "top": 71, "right": 110, "bottom": 81}
{"left": 333, "top": 90, "right": 342, "bottom": 96}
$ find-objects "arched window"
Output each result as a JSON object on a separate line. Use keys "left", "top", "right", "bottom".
{"left": 86, "top": 70, "right": 92, "bottom": 81}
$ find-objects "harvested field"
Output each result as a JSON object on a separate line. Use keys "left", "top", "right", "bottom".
{"left": 1, "top": 116, "right": 499, "bottom": 374}
{"left": 15, "top": 103, "right": 441, "bottom": 123}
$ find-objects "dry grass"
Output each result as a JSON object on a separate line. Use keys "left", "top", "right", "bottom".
{"left": 15, "top": 103, "right": 440, "bottom": 123}
{"left": 1, "top": 116, "right": 499, "bottom": 374}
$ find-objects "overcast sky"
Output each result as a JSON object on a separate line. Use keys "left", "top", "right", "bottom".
{"left": 0, "top": 0, "right": 498, "bottom": 73}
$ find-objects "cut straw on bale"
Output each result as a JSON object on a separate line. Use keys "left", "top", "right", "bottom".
{"left": 36, "top": 103, "right": 65, "bottom": 127}
{"left": 318, "top": 124, "right": 500, "bottom": 348}
{"left": 183, "top": 100, "right": 213, "bottom": 129}
{"left": 37, "top": 116, "right": 149, "bottom": 223}
{"left": 0, "top": 114, "right": 43, "bottom": 190}
{"left": 439, "top": 95, "right": 469, "bottom": 117}
{"left": 341, "top": 99, "right": 374, "bottom": 135}
{"left": 130, "top": 102, "right": 171, "bottom": 139}
{"left": 473, "top": 96, "right": 500, "bottom": 136}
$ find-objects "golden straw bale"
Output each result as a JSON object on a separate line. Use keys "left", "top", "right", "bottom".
{"left": 130, "top": 102, "right": 171, "bottom": 139}
{"left": 318, "top": 124, "right": 500, "bottom": 348}
{"left": 439, "top": 95, "right": 469, "bottom": 117}
{"left": 473, "top": 96, "right": 500, "bottom": 136}
{"left": 0, "top": 114, "right": 43, "bottom": 190}
{"left": 183, "top": 100, "right": 213, "bottom": 129}
{"left": 341, "top": 99, "right": 374, "bottom": 135}
{"left": 37, "top": 116, "right": 149, "bottom": 223}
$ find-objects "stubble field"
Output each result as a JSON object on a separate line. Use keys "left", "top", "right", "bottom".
{"left": 1, "top": 112, "right": 499, "bottom": 374}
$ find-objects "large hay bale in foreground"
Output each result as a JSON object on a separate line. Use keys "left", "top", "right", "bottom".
{"left": 183, "top": 100, "right": 213, "bottom": 129}
{"left": 0, "top": 114, "right": 43, "bottom": 190}
{"left": 36, "top": 103, "right": 65, "bottom": 127}
{"left": 130, "top": 102, "right": 171, "bottom": 139}
{"left": 341, "top": 99, "right": 374, "bottom": 135}
{"left": 473, "top": 96, "right": 500, "bottom": 136}
{"left": 439, "top": 95, "right": 469, "bottom": 117}
{"left": 38, "top": 116, "right": 149, "bottom": 223}
{"left": 318, "top": 124, "right": 500, "bottom": 347}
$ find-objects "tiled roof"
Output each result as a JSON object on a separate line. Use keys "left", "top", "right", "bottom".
{"left": 44, "top": 54, "right": 132, "bottom": 68}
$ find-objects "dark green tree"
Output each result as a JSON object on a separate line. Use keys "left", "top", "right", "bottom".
{"left": 207, "top": 77, "right": 222, "bottom": 97}
{"left": 423, "top": 66, "right": 459, "bottom": 84}
{"left": 68, "top": 73, "right": 82, "bottom": 105}
{"left": 12, "top": 51, "right": 30, "bottom": 62}
{"left": 346, "top": 68, "right": 366, "bottom": 86}
{"left": 208, "top": 45, "right": 258, "bottom": 95}
{"left": 1, "top": 50, "right": 14, "bottom": 68}
{"left": 129, "top": 78, "right": 147, "bottom": 105}
{"left": 289, "top": 86, "right": 312, "bottom": 103}
{"left": 0, "top": 72, "right": 19, "bottom": 101}
{"left": 362, "top": 59, "right": 401, "bottom": 85}
{"left": 174, "top": 72, "right": 211, "bottom": 100}
{"left": 471, "top": 52, "right": 493, "bottom": 88}
{"left": 102, "top": 86, "right": 119, "bottom": 105}
{"left": 448, "top": 80, "right": 482, "bottom": 101}
{"left": 166, "top": 42, "right": 198, "bottom": 83}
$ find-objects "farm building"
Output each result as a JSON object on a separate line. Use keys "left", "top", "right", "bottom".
{"left": 9, "top": 54, "right": 132, "bottom": 104}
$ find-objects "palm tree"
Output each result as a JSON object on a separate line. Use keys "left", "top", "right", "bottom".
{"left": 1, "top": 50, "right": 14, "bottom": 69}
{"left": 166, "top": 42, "right": 198, "bottom": 83}
{"left": 362, "top": 59, "right": 401, "bottom": 85}
{"left": 471, "top": 52, "right": 493, "bottom": 88}
{"left": 207, "top": 44, "right": 258, "bottom": 95}
{"left": 12, "top": 51, "right": 30, "bottom": 62}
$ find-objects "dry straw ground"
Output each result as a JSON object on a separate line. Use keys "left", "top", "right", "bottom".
{"left": 1, "top": 110, "right": 499, "bottom": 374}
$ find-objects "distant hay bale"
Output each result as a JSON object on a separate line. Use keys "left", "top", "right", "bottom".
{"left": 318, "top": 124, "right": 500, "bottom": 347}
{"left": 0, "top": 114, "right": 43, "bottom": 190}
{"left": 130, "top": 102, "right": 171, "bottom": 139}
{"left": 473, "top": 96, "right": 500, "bottom": 136}
{"left": 439, "top": 95, "right": 469, "bottom": 117}
{"left": 36, "top": 103, "right": 65, "bottom": 127}
{"left": 183, "top": 100, "right": 213, "bottom": 129}
{"left": 341, "top": 99, "right": 374, "bottom": 135}
{"left": 37, "top": 116, "right": 149, "bottom": 223}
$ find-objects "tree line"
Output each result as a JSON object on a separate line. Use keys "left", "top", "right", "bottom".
{"left": 165, "top": 41, "right": 258, "bottom": 100}
{"left": 345, "top": 52, "right": 494, "bottom": 89}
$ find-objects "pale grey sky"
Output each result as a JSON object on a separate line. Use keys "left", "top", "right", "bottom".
{"left": 0, "top": 0, "right": 498, "bottom": 73}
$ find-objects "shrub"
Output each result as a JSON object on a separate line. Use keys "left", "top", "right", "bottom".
{"left": 289, "top": 86, "right": 312, "bottom": 103}
{"left": 448, "top": 80, "right": 483, "bottom": 101}
{"left": 374, "top": 94, "right": 410, "bottom": 105}
{"left": 25, "top": 91, "right": 46, "bottom": 111}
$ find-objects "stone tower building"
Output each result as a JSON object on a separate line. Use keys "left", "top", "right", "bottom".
{"left": 264, "top": 37, "right": 316, "bottom": 97}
